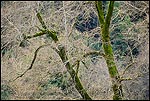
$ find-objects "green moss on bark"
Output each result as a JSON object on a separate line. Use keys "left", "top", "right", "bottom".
{"left": 58, "top": 45, "right": 92, "bottom": 100}
{"left": 95, "top": 1, "right": 123, "bottom": 100}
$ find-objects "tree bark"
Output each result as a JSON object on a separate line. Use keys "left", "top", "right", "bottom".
{"left": 57, "top": 45, "right": 92, "bottom": 100}
{"left": 37, "top": 12, "right": 92, "bottom": 100}
{"left": 95, "top": 1, "right": 123, "bottom": 100}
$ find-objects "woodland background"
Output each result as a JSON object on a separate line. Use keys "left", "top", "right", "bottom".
{"left": 1, "top": 1, "right": 149, "bottom": 100}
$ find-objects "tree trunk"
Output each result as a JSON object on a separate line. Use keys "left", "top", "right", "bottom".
{"left": 36, "top": 12, "right": 92, "bottom": 100}
{"left": 95, "top": 1, "right": 123, "bottom": 100}
{"left": 57, "top": 45, "right": 92, "bottom": 100}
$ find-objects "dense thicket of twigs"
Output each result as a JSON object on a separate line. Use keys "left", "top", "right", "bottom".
{"left": 1, "top": 1, "right": 149, "bottom": 100}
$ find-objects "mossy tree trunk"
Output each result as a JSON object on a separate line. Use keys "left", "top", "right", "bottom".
{"left": 57, "top": 45, "right": 92, "bottom": 100}
{"left": 35, "top": 12, "right": 92, "bottom": 100}
{"left": 95, "top": 1, "right": 123, "bottom": 100}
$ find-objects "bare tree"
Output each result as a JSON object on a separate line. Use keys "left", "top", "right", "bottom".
{"left": 1, "top": 1, "right": 149, "bottom": 100}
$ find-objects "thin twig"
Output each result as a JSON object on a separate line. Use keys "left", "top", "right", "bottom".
{"left": 120, "top": 77, "right": 132, "bottom": 82}
{"left": 75, "top": 60, "right": 80, "bottom": 76}
{"left": 125, "top": 1, "right": 143, "bottom": 12}
{"left": 9, "top": 44, "right": 52, "bottom": 82}
{"left": 81, "top": 60, "right": 88, "bottom": 69}
{"left": 83, "top": 51, "right": 105, "bottom": 58}
{"left": 121, "top": 61, "right": 136, "bottom": 76}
